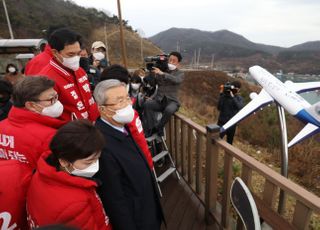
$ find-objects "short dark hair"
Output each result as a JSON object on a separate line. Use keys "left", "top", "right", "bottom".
{"left": 49, "top": 120, "right": 105, "bottom": 166}
{"left": 5, "top": 63, "right": 18, "bottom": 74}
{"left": 130, "top": 75, "right": 142, "bottom": 84}
{"left": 49, "top": 28, "right": 82, "bottom": 51}
{"left": 0, "top": 79, "right": 13, "bottom": 95}
{"left": 169, "top": 51, "right": 182, "bottom": 62}
{"left": 12, "top": 77, "right": 55, "bottom": 107}
{"left": 100, "top": 64, "right": 130, "bottom": 84}
{"left": 231, "top": 80, "right": 241, "bottom": 89}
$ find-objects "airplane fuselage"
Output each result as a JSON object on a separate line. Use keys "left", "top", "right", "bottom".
{"left": 250, "top": 66, "right": 320, "bottom": 126}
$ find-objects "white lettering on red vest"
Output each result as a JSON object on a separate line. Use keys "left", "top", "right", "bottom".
{"left": 81, "top": 112, "right": 89, "bottom": 119}
{"left": 136, "top": 117, "right": 143, "bottom": 133}
{"left": 0, "top": 211, "right": 17, "bottom": 230}
{"left": 0, "top": 148, "right": 28, "bottom": 163}
{"left": 63, "top": 83, "right": 74, "bottom": 89}
{"left": 0, "top": 134, "right": 14, "bottom": 148}
{"left": 78, "top": 75, "right": 88, "bottom": 83}
{"left": 89, "top": 97, "right": 95, "bottom": 106}
{"left": 70, "top": 90, "right": 79, "bottom": 100}
{"left": 76, "top": 101, "right": 85, "bottom": 111}
{"left": 82, "top": 83, "right": 91, "bottom": 93}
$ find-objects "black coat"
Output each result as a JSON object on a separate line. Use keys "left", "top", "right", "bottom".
{"left": 217, "top": 93, "right": 244, "bottom": 125}
{"left": 94, "top": 118, "right": 163, "bottom": 230}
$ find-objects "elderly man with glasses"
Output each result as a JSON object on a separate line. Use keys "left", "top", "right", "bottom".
{"left": 93, "top": 79, "right": 164, "bottom": 230}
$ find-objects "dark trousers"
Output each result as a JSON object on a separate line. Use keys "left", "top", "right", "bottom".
{"left": 218, "top": 121, "right": 237, "bottom": 145}
{"left": 143, "top": 97, "right": 179, "bottom": 133}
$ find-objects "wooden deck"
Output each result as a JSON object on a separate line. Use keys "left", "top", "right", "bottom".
{"left": 159, "top": 174, "right": 218, "bottom": 230}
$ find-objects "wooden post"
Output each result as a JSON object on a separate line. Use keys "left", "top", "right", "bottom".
{"left": 170, "top": 116, "right": 175, "bottom": 160}
{"left": 221, "top": 151, "right": 233, "bottom": 229}
{"left": 187, "top": 125, "right": 194, "bottom": 186}
{"left": 181, "top": 122, "right": 187, "bottom": 177}
{"left": 175, "top": 117, "right": 180, "bottom": 169}
{"left": 195, "top": 131, "right": 202, "bottom": 196}
{"left": 117, "top": 0, "right": 128, "bottom": 67}
{"left": 205, "top": 124, "right": 220, "bottom": 224}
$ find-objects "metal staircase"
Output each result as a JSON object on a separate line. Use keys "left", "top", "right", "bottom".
{"left": 146, "top": 132, "right": 180, "bottom": 197}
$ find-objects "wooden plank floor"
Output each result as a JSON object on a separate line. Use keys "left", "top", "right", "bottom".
{"left": 159, "top": 173, "right": 218, "bottom": 230}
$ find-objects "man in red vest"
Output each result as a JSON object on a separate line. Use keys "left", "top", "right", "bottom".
{"left": 39, "top": 28, "right": 99, "bottom": 122}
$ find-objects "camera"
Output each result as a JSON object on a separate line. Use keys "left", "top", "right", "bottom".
{"left": 223, "top": 82, "right": 237, "bottom": 95}
{"left": 144, "top": 54, "right": 169, "bottom": 72}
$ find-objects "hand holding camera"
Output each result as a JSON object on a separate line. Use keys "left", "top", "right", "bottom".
{"left": 222, "top": 82, "right": 239, "bottom": 97}
{"left": 152, "top": 67, "right": 164, "bottom": 75}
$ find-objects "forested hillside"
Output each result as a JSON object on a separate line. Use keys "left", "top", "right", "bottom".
{"left": 0, "top": 0, "right": 161, "bottom": 67}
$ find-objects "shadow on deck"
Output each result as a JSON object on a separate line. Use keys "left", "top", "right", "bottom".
{"left": 159, "top": 174, "right": 218, "bottom": 230}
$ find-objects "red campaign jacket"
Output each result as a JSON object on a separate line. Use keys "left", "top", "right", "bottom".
{"left": 39, "top": 59, "right": 99, "bottom": 122}
{"left": 0, "top": 160, "right": 32, "bottom": 230}
{"left": 127, "top": 110, "right": 154, "bottom": 169}
{"left": 25, "top": 44, "right": 53, "bottom": 75}
{"left": 0, "top": 106, "right": 65, "bottom": 169}
{"left": 27, "top": 152, "right": 112, "bottom": 230}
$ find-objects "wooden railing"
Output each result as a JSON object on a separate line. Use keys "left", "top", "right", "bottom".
{"left": 165, "top": 113, "right": 320, "bottom": 230}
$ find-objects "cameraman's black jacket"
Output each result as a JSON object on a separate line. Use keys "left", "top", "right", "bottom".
{"left": 217, "top": 93, "right": 244, "bottom": 125}
{"left": 155, "top": 69, "right": 184, "bottom": 103}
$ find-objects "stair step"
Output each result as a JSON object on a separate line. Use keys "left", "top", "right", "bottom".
{"left": 146, "top": 133, "right": 158, "bottom": 142}
{"left": 152, "top": 151, "right": 169, "bottom": 162}
{"left": 157, "top": 167, "right": 176, "bottom": 183}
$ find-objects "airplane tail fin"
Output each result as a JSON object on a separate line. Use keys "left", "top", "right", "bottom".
{"left": 288, "top": 123, "right": 320, "bottom": 147}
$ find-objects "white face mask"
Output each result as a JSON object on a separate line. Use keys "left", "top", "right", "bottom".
{"left": 131, "top": 83, "right": 140, "bottom": 90}
{"left": 71, "top": 160, "right": 99, "bottom": 178}
{"left": 168, "top": 63, "right": 177, "bottom": 71}
{"left": 8, "top": 67, "right": 16, "bottom": 73}
{"left": 62, "top": 55, "right": 80, "bottom": 71}
{"left": 41, "top": 100, "right": 64, "bottom": 118}
{"left": 112, "top": 104, "right": 134, "bottom": 124}
{"left": 93, "top": 52, "right": 105, "bottom": 61}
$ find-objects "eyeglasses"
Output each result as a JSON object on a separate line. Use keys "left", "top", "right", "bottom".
{"left": 102, "top": 96, "right": 131, "bottom": 107}
{"left": 36, "top": 94, "right": 59, "bottom": 105}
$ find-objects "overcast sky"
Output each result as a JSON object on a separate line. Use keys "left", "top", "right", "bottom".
{"left": 73, "top": 0, "right": 320, "bottom": 48}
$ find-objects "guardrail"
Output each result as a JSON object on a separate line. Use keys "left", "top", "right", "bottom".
{"left": 166, "top": 113, "right": 320, "bottom": 229}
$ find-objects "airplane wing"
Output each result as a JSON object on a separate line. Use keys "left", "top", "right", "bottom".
{"left": 284, "top": 81, "right": 320, "bottom": 93}
{"left": 221, "top": 89, "right": 274, "bottom": 132}
{"left": 288, "top": 123, "right": 320, "bottom": 147}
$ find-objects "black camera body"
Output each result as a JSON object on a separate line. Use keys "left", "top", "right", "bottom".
{"left": 223, "top": 82, "right": 237, "bottom": 95}
{"left": 144, "top": 54, "right": 169, "bottom": 72}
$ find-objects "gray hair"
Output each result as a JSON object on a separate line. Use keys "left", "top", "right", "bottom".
{"left": 93, "top": 79, "right": 126, "bottom": 105}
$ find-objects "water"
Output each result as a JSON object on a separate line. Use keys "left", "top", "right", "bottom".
{"left": 246, "top": 73, "right": 320, "bottom": 104}
{"left": 280, "top": 74, "right": 320, "bottom": 104}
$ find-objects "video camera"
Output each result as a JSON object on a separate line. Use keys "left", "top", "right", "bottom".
{"left": 223, "top": 82, "right": 237, "bottom": 95}
{"left": 144, "top": 54, "right": 169, "bottom": 72}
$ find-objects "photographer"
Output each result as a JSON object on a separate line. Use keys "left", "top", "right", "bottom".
{"left": 144, "top": 51, "right": 184, "bottom": 136}
{"left": 217, "top": 80, "right": 244, "bottom": 145}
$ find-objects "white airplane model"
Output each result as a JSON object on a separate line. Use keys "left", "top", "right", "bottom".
{"left": 221, "top": 65, "right": 320, "bottom": 147}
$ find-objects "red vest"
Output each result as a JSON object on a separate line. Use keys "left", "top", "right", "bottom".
{"left": 0, "top": 106, "right": 65, "bottom": 169}
{"left": 0, "top": 160, "right": 32, "bottom": 230}
{"left": 39, "top": 59, "right": 99, "bottom": 122}
{"left": 127, "top": 110, "right": 154, "bottom": 169}
{"left": 25, "top": 44, "right": 53, "bottom": 75}
{"left": 27, "top": 152, "right": 112, "bottom": 230}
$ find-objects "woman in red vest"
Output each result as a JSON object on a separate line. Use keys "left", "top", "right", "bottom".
{"left": 27, "top": 120, "right": 112, "bottom": 230}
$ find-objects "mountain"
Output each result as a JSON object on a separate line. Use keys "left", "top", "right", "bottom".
{"left": 288, "top": 41, "right": 320, "bottom": 51}
{"left": 149, "top": 27, "right": 320, "bottom": 74}
{"left": 149, "top": 28, "right": 283, "bottom": 58}
{"left": 0, "top": 0, "right": 161, "bottom": 67}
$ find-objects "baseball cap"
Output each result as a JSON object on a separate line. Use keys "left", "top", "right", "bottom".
{"left": 91, "top": 41, "right": 106, "bottom": 50}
